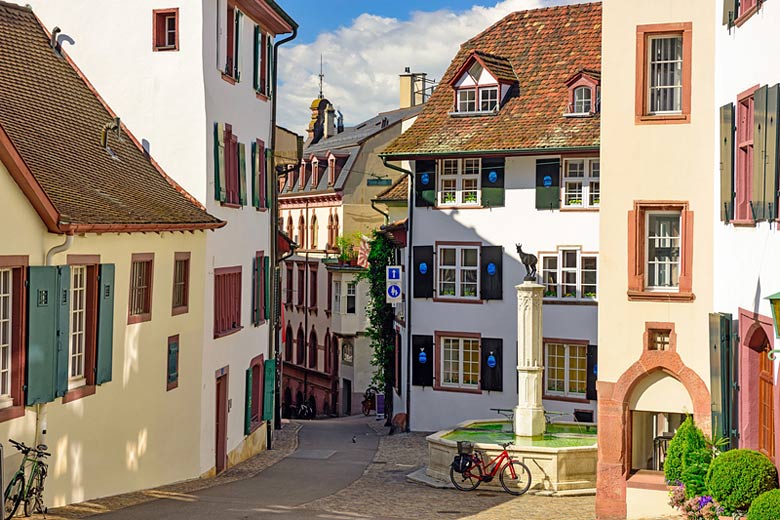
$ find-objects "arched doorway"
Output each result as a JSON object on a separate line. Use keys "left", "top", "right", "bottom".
{"left": 324, "top": 333, "right": 331, "bottom": 374}
{"left": 745, "top": 322, "right": 774, "bottom": 458}
{"left": 285, "top": 323, "right": 293, "bottom": 361}
{"left": 283, "top": 387, "right": 293, "bottom": 418}
{"left": 296, "top": 326, "right": 305, "bottom": 365}
{"left": 309, "top": 328, "right": 318, "bottom": 369}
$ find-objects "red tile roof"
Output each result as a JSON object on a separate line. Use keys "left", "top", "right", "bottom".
{"left": 0, "top": 2, "right": 223, "bottom": 234}
{"left": 383, "top": 2, "right": 602, "bottom": 157}
{"left": 373, "top": 175, "right": 408, "bottom": 202}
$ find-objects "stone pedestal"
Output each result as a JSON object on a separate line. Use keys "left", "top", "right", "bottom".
{"left": 514, "top": 281, "right": 546, "bottom": 438}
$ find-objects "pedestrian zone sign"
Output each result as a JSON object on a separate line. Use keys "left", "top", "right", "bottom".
{"left": 386, "top": 266, "right": 402, "bottom": 304}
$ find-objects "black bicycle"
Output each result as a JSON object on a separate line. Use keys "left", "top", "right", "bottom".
{"left": 4, "top": 439, "right": 50, "bottom": 519}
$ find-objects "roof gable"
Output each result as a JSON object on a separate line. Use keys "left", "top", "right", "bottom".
{"left": 450, "top": 51, "right": 518, "bottom": 88}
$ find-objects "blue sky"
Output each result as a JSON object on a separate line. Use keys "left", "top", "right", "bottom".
{"left": 282, "top": 0, "right": 486, "bottom": 44}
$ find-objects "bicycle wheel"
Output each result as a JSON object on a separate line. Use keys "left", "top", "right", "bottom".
{"left": 499, "top": 460, "right": 532, "bottom": 496}
{"left": 449, "top": 460, "right": 483, "bottom": 491}
{"left": 23, "top": 469, "right": 45, "bottom": 517}
{"left": 4, "top": 473, "right": 24, "bottom": 520}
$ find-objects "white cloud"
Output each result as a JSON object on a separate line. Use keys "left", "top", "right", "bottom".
{"left": 276, "top": 0, "right": 593, "bottom": 136}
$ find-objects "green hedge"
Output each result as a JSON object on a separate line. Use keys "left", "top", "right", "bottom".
{"left": 748, "top": 489, "right": 780, "bottom": 520}
{"left": 707, "top": 449, "right": 778, "bottom": 513}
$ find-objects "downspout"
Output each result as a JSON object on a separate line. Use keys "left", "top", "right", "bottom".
{"left": 381, "top": 157, "right": 413, "bottom": 431}
{"left": 269, "top": 25, "right": 298, "bottom": 444}
{"left": 36, "top": 234, "right": 74, "bottom": 447}
{"left": 370, "top": 200, "right": 389, "bottom": 224}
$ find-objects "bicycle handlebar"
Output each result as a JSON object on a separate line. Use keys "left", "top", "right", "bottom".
{"left": 8, "top": 439, "right": 50, "bottom": 457}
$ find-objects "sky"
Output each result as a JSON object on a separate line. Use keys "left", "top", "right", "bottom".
{"left": 276, "top": 0, "right": 592, "bottom": 137}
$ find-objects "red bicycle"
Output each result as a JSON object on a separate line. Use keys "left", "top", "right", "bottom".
{"left": 449, "top": 441, "right": 531, "bottom": 495}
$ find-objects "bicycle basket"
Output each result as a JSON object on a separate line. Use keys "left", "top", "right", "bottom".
{"left": 457, "top": 441, "right": 474, "bottom": 455}
{"left": 451, "top": 454, "right": 473, "bottom": 473}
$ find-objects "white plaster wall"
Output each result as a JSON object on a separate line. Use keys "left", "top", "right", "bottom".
{"left": 409, "top": 155, "right": 599, "bottom": 432}
{"left": 713, "top": 2, "right": 780, "bottom": 353}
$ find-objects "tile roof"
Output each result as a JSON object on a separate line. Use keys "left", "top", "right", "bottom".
{"left": 0, "top": 2, "right": 223, "bottom": 233}
{"left": 383, "top": 2, "right": 602, "bottom": 157}
{"left": 373, "top": 175, "right": 408, "bottom": 202}
{"left": 468, "top": 51, "right": 518, "bottom": 84}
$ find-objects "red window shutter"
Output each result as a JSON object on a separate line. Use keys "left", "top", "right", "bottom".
{"left": 679, "top": 210, "right": 694, "bottom": 294}
{"left": 627, "top": 210, "right": 642, "bottom": 292}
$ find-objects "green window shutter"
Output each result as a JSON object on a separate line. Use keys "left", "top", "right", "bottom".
{"left": 266, "top": 36, "right": 273, "bottom": 97}
{"left": 765, "top": 84, "right": 779, "bottom": 220}
{"left": 535, "top": 159, "right": 561, "bottom": 210}
{"left": 251, "top": 142, "right": 260, "bottom": 208}
{"left": 54, "top": 265, "right": 70, "bottom": 398}
{"left": 244, "top": 368, "right": 253, "bottom": 435}
{"left": 252, "top": 25, "right": 260, "bottom": 91}
{"left": 753, "top": 85, "right": 768, "bottom": 221}
{"left": 263, "top": 255, "right": 270, "bottom": 320}
{"left": 262, "top": 359, "right": 276, "bottom": 421}
{"left": 720, "top": 103, "right": 735, "bottom": 222}
{"left": 414, "top": 160, "right": 436, "bottom": 207}
{"left": 411, "top": 335, "right": 433, "bottom": 387}
{"left": 25, "top": 266, "right": 59, "bottom": 405}
{"left": 723, "top": 0, "right": 737, "bottom": 26}
{"left": 480, "top": 338, "right": 502, "bottom": 392}
{"left": 238, "top": 142, "right": 248, "bottom": 206}
{"left": 264, "top": 148, "right": 271, "bottom": 208}
{"left": 481, "top": 158, "right": 505, "bottom": 207}
{"left": 214, "top": 122, "right": 226, "bottom": 202}
{"left": 251, "top": 256, "right": 259, "bottom": 326}
{"left": 167, "top": 337, "right": 179, "bottom": 386}
{"left": 234, "top": 11, "right": 242, "bottom": 80}
{"left": 709, "top": 313, "right": 735, "bottom": 447}
{"left": 480, "top": 246, "right": 502, "bottom": 300}
{"left": 96, "top": 264, "right": 115, "bottom": 385}
{"left": 413, "top": 246, "right": 434, "bottom": 298}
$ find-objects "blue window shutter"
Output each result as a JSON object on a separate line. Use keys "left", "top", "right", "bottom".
{"left": 25, "top": 266, "right": 58, "bottom": 405}
{"left": 262, "top": 359, "right": 276, "bottom": 421}
{"left": 54, "top": 266, "right": 70, "bottom": 398}
{"left": 214, "top": 123, "right": 226, "bottom": 202}
{"left": 96, "top": 264, "right": 115, "bottom": 385}
{"left": 244, "top": 368, "right": 253, "bottom": 434}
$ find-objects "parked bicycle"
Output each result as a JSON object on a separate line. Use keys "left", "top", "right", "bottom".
{"left": 361, "top": 386, "right": 378, "bottom": 416}
{"left": 296, "top": 401, "right": 314, "bottom": 420}
{"left": 449, "top": 441, "right": 531, "bottom": 496}
{"left": 4, "top": 439, "right": 50, "bottom": 519}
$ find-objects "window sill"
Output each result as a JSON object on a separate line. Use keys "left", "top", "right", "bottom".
{"left": 255, "top": 207, "right": 268, "bottom": 212}
{"left": 435, "top": 204, "right": 483, "bottom": 210}
{"left": 561, "top": 206, "right": 599, "bottom": 212}
{"left": 128, "top": 312, "right": 152, "bottom": 325}
{"left": 543, "top": 298, "right": 598, "bottom": 306}
{"left": 626, "top": 470, "right": 668, "bottom": 491}
{"left": 255, "top": 91, "right": 269, "bottom": 102}
{"left": 543, "top": 394, "right": 590, "bottom": 404}
{"left": 325, "top": 309, "right": 332, "bottom": 318}
{"left": 167, "top": 380, "right": 179, "bottom": 392}
{"left": 172, "top": 305, "right": 189, "bottom": 316}
{"left": 153, "top": 45, "right": 178, "bottom": 52}
{"left": 214, "top": 326, "right": 243, "bottom": 339}
{"left": 448, "top": 111, "right": 497, "bottom": 118}
{"left": 433, "top": 297, "right": 483, "bottom": 304}
{"left": 295, "top": 304, "right": 305, "bottom": 312}
{"left": 221, "top": 201, "right": 242, "bottom": 209}
{"left": 62, "top": 384, "right": 96, "bottom": 404}
{"left": 627, "top": 290, "right": 695, "bottom": 302}
{"left": 308, "top": 307, "right": 318, "bottom": 316}
{"left": 734, "top": 4, "right": 759, "bottom": 27}
{"left": 434, "top": 385, "right": 481, "bottom": 394}
{"left": 731, "top": 218, "right": 755, "bottom": 227}
{"left": 563, "top": 112, "right": 596, "bottom": 118}
{"left": 635, "top": 113, "right": 690, "bottom": 125}
{"left": 221, "top": 72, "right": 238, "bottom": 85}
{"left": 0, "top": 404, "right": 25, "bottom": 423}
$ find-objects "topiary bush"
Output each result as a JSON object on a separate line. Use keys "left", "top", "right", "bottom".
{"left": 665, "top": 416, "right": 695, "bottom": 484}
{"left": 664, "top": 416, "right": 712, "bottom": 496}
{"left": 707, "top": 449, "right": 779, "bottom": 513}
{"left": 747, "top": 489, "right": 780, "bottom": 520}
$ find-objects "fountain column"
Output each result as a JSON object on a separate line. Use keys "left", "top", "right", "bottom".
{"left": 514, "top": 281, "right": 545, "bottom": 437}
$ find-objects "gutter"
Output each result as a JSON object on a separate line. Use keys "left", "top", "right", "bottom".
{"left": 378, "top": 145, "right": 600, "bottom": 161}
{"left": 59, "top": 221, "right": 225, "bottom": 234}
{"left": 381, "top": 156, "right": 413, "bottom": 432}
{"left": 269, "top": 24, "right": 298, "bottom": 442}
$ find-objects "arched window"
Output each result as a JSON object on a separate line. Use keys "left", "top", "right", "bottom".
{"left": 310, "top": 215, "right": 318, "bottom": 250}
{"left": 286, "top": 215, "right": 293, "bottom": 240}
{"left": 308, "top": 328, "right": 318, "bottom": 369}
{"left": 324, "top": 333, "right": 331, "bottom": 374}
{"left": 333, "top": 214, "right": 340, "bottom": 247}
{"left": 285, "top": 324, "right": 293, "bottom": 361}
{"left": 573, "top": 86, "right": 592, "bottom": 114}
{"left": 326, "top": 214, "right": 334, "bottom": 250}
{"left": 296, "top": 326, "right": 305, "bottom": 365}
{"left": 298, "top": 215, "right": 306, "bottom": 249}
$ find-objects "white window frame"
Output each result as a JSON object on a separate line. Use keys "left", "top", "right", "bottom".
{"left": 436, "top": 245, "right": 480, "bottom": 300}
{"left": 69, "top": 266, "right": 87, "bottom": 389}
{"left": 333, "top": 280, "right": 341, "bottom": 313}
{"left": 647, "top": 34, "right": 683, "bottom": 115}
{"left": 544, "top": 342, "right": 587, "bottom": 398}
{"left": 645, "top": 211, "right": 681, "bottom": 291}
{"left": 572, "top": 86, "right": 592, "bottom": 114}
{"left": 437, "top": 158, "right": 481, "bottom": 207}
{"left": 164, "top": 14, "right": 177, "bottom": 48}
{"left": 457, "top": 89, "right": 476, "bottom": 113}
{"left": 440, "top": 336, "right": 480, "bottom": 389}
{"left": 539, "top": 248, "right": 598, "bottom": 300}
{"left": 0, "top": 269, "right": 12, "bottom": 403}
{"left": 346, "top": 282, "right": 356, "bottom": 314}
{"left": 563, "top": 158, "right": 600, "bottom": 208}
{"left": 479, "top": 87, "right": 498, "bottom": 112}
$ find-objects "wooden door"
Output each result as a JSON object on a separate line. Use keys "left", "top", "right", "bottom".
{"left": 759, "top": 341, "right": 774, "bottom": 459}
{"left": 215, "top": 374, "right": 228, "bottom": 473}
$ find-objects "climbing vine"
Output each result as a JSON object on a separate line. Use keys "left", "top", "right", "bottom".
{"left": 358, "top": 231, "right": 396, "bottom": 400}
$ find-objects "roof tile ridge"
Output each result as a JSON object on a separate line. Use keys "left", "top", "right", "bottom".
{"left": 30, "top": 11, "right": 218, "bottom": 221}
{"left": 0, "top": 0, "right": 31, "bottom": 12}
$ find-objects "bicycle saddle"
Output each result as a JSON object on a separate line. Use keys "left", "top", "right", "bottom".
{"left": 36, "top": 444, "right": 48, "bottom": 451}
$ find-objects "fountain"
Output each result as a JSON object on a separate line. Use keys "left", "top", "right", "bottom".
{"left": 424, "top": 281, "right": 598, "bottom": 494}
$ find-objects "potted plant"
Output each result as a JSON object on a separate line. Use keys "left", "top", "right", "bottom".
{"left": 336, "top": 232, "right": 362, "bottom": 266}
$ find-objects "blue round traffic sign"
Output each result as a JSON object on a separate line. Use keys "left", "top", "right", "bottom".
{"left": 387, "top": 285, "right": 401, "bottom": 298}
{"left": 487, "top": 262, "right": 496, "bottom": 276}
{"left": 418, "top": 351, "right": 427, "bottom": 364}
{"left": 421, "top": 173, "right": 430, "bottom": 185}
{"left": 419, "top": 262, "right": 428, "bottom": 275}
{"left": 487, "top": 354, "right": 497, "bottom": 368}
{"left": 488, "top": 170, "right": 498, "bottom": 183}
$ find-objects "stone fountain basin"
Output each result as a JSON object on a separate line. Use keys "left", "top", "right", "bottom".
{"left": 426, "top": 419, "right": 598, "bottom": 494}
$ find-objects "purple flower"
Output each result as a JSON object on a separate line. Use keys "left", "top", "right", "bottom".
{"left": 698, "top": 495, "right": 713, "bottom": 508}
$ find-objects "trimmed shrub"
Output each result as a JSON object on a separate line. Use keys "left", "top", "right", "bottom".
{"left": 664, "top": 416, "right": 712, "bottom": 496}
{"left": 665, "top": 416, "right": 695, "bottom": 484}
{"left": 748, "top": 489, "right": 780, "bottom": 520}
{"left": 707, "top": 449, "right": 778, "bottom": 513}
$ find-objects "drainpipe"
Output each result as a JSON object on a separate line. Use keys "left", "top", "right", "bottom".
{"left": 36, "top": 234, "right": 74, "bottom": 448}
{"left": 370, "top": 200, "right": 389, "bottom": 224}
{"left": 380, "top": 157, "right": 413, "bottom": 432}
{"left": 269, "top": 25, "right": 298, "bottom": 446}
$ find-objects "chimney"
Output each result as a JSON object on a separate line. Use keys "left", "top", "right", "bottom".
{"left": 399, "top": 67, "right": 428, "bottom": 109}
{"left": 336, "top": 111, "right": 344, "bottom": 133}
{"left": 324, "top": 104, "right": 337, "bottom": 139}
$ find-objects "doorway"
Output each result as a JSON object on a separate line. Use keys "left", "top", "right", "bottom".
{"left": 343, "top": 379, "right": 352, "bottom": 416}
{"left": 215, "top": 371, "right": 229, "bottom": 474}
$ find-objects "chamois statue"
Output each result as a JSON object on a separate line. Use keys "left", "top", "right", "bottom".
{"left": 516, "top": 244, "right": 538, "bottom": 281}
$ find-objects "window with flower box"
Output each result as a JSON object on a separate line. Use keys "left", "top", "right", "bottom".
{"left": 441, "top": 336, "right": 480, "bottom": 389}
{"left": 438, "top": 158, "right": 481, "bottom": 206}
{"left": 437, "top": 245, "right": 479, "bottom": 300}
{"left": 563, "top": 159, "right": 600, "bottom": 208}
{"left": 544, "top": 342, "right": 587, "bottom": 398}
{"left": 539, "top": 249, "right": 597, "bottom": 300}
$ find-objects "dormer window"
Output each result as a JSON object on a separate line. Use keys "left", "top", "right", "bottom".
{"left": 573, "top": 86, "right": 592, "bottom": 114}
{"left": 565, "top": 70, "right": 600, "bottom": 117}
{"left": 449, "top": 51, "right": 517, "bottom": 116}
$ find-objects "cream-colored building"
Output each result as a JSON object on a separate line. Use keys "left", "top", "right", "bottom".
{"left": 0, "top": 3, "right": 222, "bottom": 507}
{"left": 598, "top": 1, "right": 715, "bottom": 518}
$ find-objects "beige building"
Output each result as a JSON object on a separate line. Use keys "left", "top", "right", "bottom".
{"left": 0, "top": 3, "right": 223, "bottom": 507}
{"left": 598, "top": 1, "right": 716, "bottom": 518}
